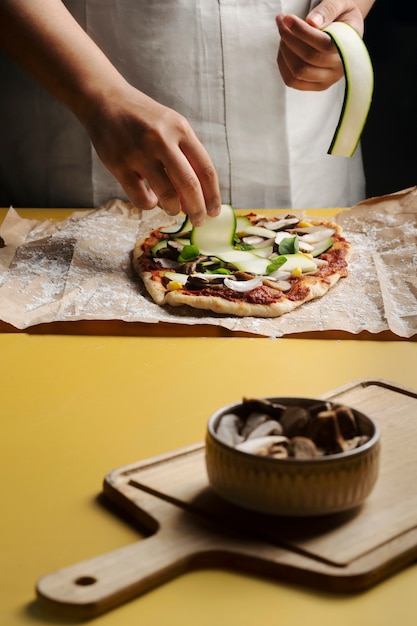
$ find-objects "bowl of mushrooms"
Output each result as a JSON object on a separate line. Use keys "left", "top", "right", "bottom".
{"left": 205, "top": 397, "right": 380, "bottom": 516}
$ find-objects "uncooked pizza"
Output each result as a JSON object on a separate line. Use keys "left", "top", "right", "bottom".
{"left": 133, "top": 205, "right": 350, "bottom": 318}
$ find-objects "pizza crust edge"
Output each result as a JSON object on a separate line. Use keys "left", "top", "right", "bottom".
{"left": 132, "top": 218, "right": 350, "bottom": 318}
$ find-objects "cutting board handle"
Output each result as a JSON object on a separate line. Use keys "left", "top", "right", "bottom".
{"left": 36, "top": 527, "right": 203, "bottom": 617}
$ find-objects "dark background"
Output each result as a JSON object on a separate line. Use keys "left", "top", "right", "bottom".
{"left": 362, "top": 1, "right": 417, "bottom": 197}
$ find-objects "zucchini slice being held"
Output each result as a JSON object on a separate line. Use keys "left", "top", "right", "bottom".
{"left": 324, "top": 22, "right": 374, "bottom": 157}
{"left": 191, "top": 204, "right": 236, "bottom": 254}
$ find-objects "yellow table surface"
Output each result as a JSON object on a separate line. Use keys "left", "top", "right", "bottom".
{"left": 1, "top": 208, "right": 417, "bottom": 626}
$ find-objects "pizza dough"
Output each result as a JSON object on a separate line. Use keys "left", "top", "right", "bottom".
{"left": 133, "top": 207, "right": 350, "bottom": 318}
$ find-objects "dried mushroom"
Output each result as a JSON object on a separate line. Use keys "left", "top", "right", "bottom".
{"left": 215, "top": 398, "right": 370, "bottom": 459}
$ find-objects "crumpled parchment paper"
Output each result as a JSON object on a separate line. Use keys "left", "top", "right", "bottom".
{"left": 0, "top": 187, "right": 416, "bottom": 337}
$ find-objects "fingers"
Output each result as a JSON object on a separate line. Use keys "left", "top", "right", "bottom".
{"left": 87, "top": 87, "right": 222, "bottom": 226}
{"left": 142, "top": 152, "right": 207, "bottom": 225}
{"left": 138, "top": 162, "right": 183, "bottom": 217}
{"left": 307, "top": 0, "right": 344, "bottom": 28}
{"left": 117, "top": 149, "right": 221, "bottom": 226}
{"left": 278, "top": 47, "right": 334, "bottom": 91}
{"left": 125, "top": 131, "right": 220, "bottom": 227}
{"left": 277, "top": 14, "right": 337, "bottom": 61}
{"left": 155, "top": 119, "right": 221, "bottom": 226}
{"left": 276, "top": 14, "right": 344, "bottom": 90}
{"left": 120, "top": 144, "right": 221, "bottom": 226}
{"left": 306, "top": 0, "right": 365, "bottom": 35}
{"left": 139, "top": 108, "right": 221, "bottom": 225}
{"left": 177, "top": 134, "right": 222, "bottom": 223}
{"left": 117, "top": 171, "right": 161, "bottom": 211}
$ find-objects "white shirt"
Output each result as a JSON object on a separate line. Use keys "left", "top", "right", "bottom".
{"left": 0, "top": 0, "right": 365, "bottom": 209}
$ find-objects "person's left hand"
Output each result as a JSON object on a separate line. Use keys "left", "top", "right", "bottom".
{"left": 276, "top": 0, "right": 365, "bottom": 91}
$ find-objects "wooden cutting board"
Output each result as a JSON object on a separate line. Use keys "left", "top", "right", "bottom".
{"left": 36, "top": 379, "right": 417, "bottom": 617}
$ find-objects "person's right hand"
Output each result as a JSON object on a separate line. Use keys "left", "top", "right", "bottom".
{"left": 83, "top": 83, "right": 221, "bottom": 226}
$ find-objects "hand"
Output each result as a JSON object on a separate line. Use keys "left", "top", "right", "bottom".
{"left": 307, "top": 0, "right": 368, "bottom": 34}
{"left": 0, "top": 0, "right": 222, "bottom": 226}
{"left": 84, "top": 83, "right": 221, "bottom": 226}
{"left": 276, "top": 0, "right": 367, "bottom": 91}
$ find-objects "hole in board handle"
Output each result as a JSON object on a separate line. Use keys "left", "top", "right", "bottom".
{"left": 74, "top": 576, "right": 97, "bottom": 586}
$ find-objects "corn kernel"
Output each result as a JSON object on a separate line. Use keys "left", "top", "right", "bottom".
{"left": 298, "top": 220, "right": 312, "bottom": 228}
{"left": 291, "top": 267, "right": 303, "bottom": 277}
{"left": 167, "top": 280, "right": 183, "bottom": 291}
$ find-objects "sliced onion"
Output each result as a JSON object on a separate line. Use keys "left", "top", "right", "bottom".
{"left": 298, "top": 240, "right": 314, "bottom": 253}
{"left": 295, "top": 226, "right": 335, "bottom": 236}
{"left": 192, "top": 272, "right": 226, "bottom": 281}
{"left": 253, "top": 245, "right": 274, "bottom": 258}
{"left": 241, "top": 235, "right": 265, "bottom": 246}
{"left": 243, "top": 225, "right": 277, "bottom": 239}
{"left": 156, "top": 258, "right": 181, "bottom": 269}
{"left": 167, "top": 239, "right": 186, "bottom": 251}
{"left": 312, "top": 258, "right": 329, "bottom": 267}
{"left": 242, "top": 235, "right": 275, "bottom": 249}
{"left": 224, "top": 276, "right": 263, "bottom": 292}
{"left": 258, "top": 217, "right": 300, "bottom": 231}
{"left": 274, "top": 231, "right": 292, "bottom": 245}
{"left": 252, "top": 238, "right": 275, "bottom": 249}
{"left": 267, "top": 269, "right": 292, "bottom": 281}
{"left": 293, "top": 226, "right": 325, "bottom": 233}
{"left": 298, "top": 229, "right": 335, "bottom": 244}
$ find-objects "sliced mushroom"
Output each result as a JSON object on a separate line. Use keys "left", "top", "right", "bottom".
{"left": 274, "top": 231, "right": 293, "bottom": 245}
{"left": 270, "top": 445, "right": 289, "bottom": 459}
{"left": 288, "top": 436, "right": 318, "bottom": 459}
{"left": 184, "top": 275, "right": 210, "bottom": 290}
{"left": 185, "top": 273, "right": 228, "bottom": 289}
{"left": 312, "top": 409, "right": 345, "bottom": 454}
{"left": 155, "top": 258, "right": 181, "bottom": 269}
{"left": 262, "top": 278, "right": 292, "bottom": 292}
{"left": 155, "top": 245, "right": 181, "bottom": 261}
{"left": 280, "top": 406, "right": 311, "bottom": 438}
{"left": 236, "top": 435, "right": 289, "bottom": 456}
{"left": 241, "top": 412, "right": 270, "bottom": 438}
{"left": 181, "top": 260, "right": 200, "bottom": 274}
{"left": 335, "top": 405, "right": 358, "bottom": 439}
{"left": 224, "top": 276, "right": 263, "bottom": 292}
{"left": 216, "top": 413, "right": 244, "bottom": 446}
{"left": 246, "top": 419, "right": 283, "bottom": 440}
{"left": 342, "top": 435, "right": 369, "bottom": 452}
{"left": 242, "top": 398, "right": 287, "bottom": 420}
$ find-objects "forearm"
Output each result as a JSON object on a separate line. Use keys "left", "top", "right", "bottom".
{"left": 0, "top": 0, "right": 221, "bottom": 223}
{"left": 0, "top": 0, "right": 126, "bottom": 123}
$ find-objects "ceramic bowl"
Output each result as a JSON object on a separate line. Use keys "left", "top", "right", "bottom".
{"left": 205, "top": 397, "right": 381, "bottom": 516}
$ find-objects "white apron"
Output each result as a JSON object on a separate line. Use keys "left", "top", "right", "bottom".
{"left": 0, "top": 0, "right": 365, "bottom": 209}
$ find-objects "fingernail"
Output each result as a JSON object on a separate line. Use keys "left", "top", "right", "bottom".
{"left": 193, "top": 216, "right": 206, "bottom": 227}
{"left": 308, "top": 12, "right": 324, "bottom": 27}
{"left": 207, "top": 205, "right": 221, "bottom": 217}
